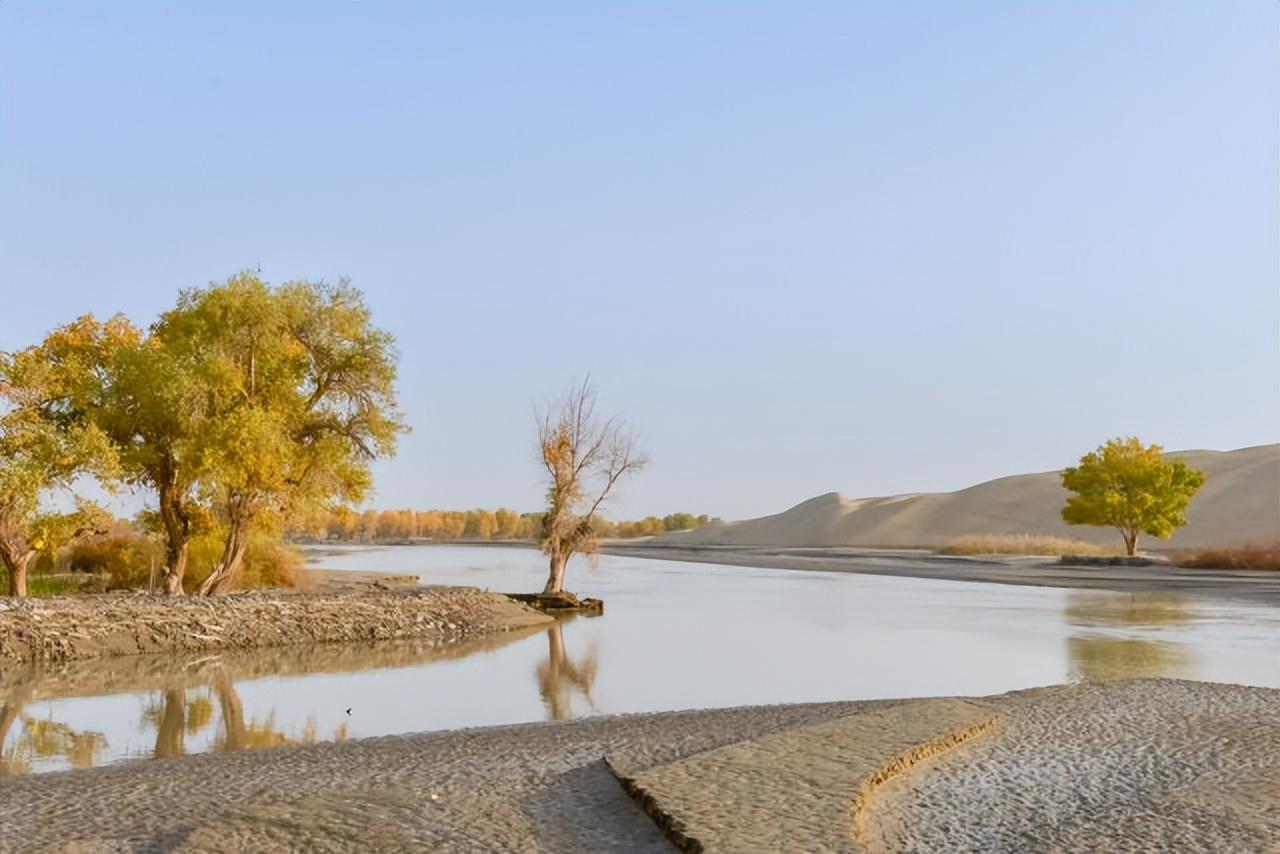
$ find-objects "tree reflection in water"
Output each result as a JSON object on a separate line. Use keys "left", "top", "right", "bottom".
{"left": 536, "top": 619, "right": 599, "bottom": 721}
{"left": 0, "top": 630, "right": 534, "bottom": 775}
{"left": 1064, "top": 591, "right": 1192, "bottom": 681}
{"left": 0, "top": 686, "right": 108, "bottom": 775}
{"left": 143, "top": 667, "right": 345, "bottom": 760}
{"left": 1, "top": 666, "right": 354, "bottom": 775}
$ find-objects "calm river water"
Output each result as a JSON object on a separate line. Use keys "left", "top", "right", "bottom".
{"left": 2, "top": 545, "right": 1277, "bottom": 775}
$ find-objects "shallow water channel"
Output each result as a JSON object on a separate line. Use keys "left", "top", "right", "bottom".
{"left": 3, "top": 545, "right": 1277, "bottom": 775}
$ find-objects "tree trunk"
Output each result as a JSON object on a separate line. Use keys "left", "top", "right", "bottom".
{"left": 1, "top": 548, "right": 33, "bottom": 599}
{"left": 1123, "top": 529, "right": 1138, "bottom": 557}
{"left": 158, "top": 479, "right": 191, "bottom": 596}
{"left": 162, "top": 541, "right": 188, "bottom": 596}
{"left": 543, "top": 552, "right": 569, "bottom": 594}
{"left": 197, "top": 509, "right": 250, "bottom": 596}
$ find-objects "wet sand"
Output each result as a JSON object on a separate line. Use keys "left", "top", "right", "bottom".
{"left": 0, "top": 680, "right": 1273, "bottom": 852}
{"left": 603, "top": 544, "right": 1280, "bottom": 602}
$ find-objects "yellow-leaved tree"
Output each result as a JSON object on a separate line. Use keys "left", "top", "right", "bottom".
{"left": 167, "top": 274, "right": 406, "bottom": 595}
{"left": 0, "top": 318, "right": 126, "bottom": 596}
{"left": 1061, "top": 437, "right": 1206, "bottom": 556}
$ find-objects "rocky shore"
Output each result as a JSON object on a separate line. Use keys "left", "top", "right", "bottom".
{"left": 0, "top": 679, "right": 1274, "bottom": 852}
{"left": 0, "top": 586, "right": 552, "bottom": 668}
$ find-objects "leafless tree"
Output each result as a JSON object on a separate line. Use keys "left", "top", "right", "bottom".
{"left": 536, "top": 379, "right": 647, "bottom": 595}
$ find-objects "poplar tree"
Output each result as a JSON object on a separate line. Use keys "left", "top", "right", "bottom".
{"left": 1061, "top": 437, "right": 1206, "bottom": 556}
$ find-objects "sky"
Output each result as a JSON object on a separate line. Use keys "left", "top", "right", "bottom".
{"left": 2, "top": 3, "right": 1277, "bottom": 521}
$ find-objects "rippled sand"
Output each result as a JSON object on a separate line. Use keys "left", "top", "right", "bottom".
{"left": 0, "top": 679, "right": 1274, "bottom": 852}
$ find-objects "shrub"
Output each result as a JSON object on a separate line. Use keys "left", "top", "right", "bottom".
{"left": 939, "top": 534, "right": 1117, "bottom": 557}
{"left": 67, "top": 530, "right": 163, "bottom": 587}
{"left": 1173, "top": 543, "right": 1280, "bottom": 571}
{"left": 66, "top": 526, "right": 301, "bottom": 591}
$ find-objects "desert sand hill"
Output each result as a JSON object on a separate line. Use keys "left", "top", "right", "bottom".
{"left": 670, "top": 444, "right": 1279, "bottom": 550}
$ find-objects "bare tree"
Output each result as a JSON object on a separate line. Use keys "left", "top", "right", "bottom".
{"left": 536, "top": 379, "right": 647, "bottom": 595}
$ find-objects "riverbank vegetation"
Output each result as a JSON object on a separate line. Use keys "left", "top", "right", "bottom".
{"left": 1173, "top": 543, "right": 1280, "bottom": 571}
{"left": 0, "top": 273, "right": 404, "bottom": 597}
{"left": 292, "top": 507, "right": 713, "bottom": 543}
{"left": 938, "top": 535, "right": 1117, "bottom": 557}
{"left": 0, "top": 514, "right": 301, "bottom": 597}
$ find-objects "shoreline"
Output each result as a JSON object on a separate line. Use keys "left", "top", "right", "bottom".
{"left": 0, "top": 679, "right": 1273, "bottom": 850}
{"left": 304, "top": 540, "right": 1280, "bottom": 601}
{"left": 0, "top": 586, "right": 552, "bottom": 669}
{"left": 601, "top": 543, "right": 1280, "bottom": 602}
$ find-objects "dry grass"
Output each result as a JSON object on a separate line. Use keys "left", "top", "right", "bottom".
{"left": 939, "top": 534, "right": 1117, "bottom": 557}
{"left": 0, "top": 573, "right": 102, "bottom": 598}
{"left": 1173, "top": 542, "right": 1280, "bottom": 571}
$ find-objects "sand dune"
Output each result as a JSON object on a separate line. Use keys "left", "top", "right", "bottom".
{"left": 670, "top": 444, "right": 1279, "bottom": 550}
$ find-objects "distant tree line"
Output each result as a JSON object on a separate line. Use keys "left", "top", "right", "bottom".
{"left": 293, "top": 507, "right": 714, "bottom": 543}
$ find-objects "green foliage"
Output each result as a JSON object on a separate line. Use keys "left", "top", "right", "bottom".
{"left": 2, "top": 274, "right": 400, "bottom": 597}
{"left": 57, "top": 274, "right": 404, "bottom": 594}
{"left": 1061, "top": 437, "right": 1206, "bottom": 555}
{"left": 0, "top": 319, "right": 125, "bottom": 595}
{"left": 148, "top": 274, "right": 404, "bottom": 593}
{"left": 661, "top": 512, "right": 701, "bottom": 532}
{"left": 0, "top": 572, "right": 97, "bottom": 598}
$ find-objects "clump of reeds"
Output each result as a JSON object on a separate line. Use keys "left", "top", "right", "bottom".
{"left": 1173, "top": 542, "right": 1280, "bottom": 571}
{"left": 938, "top": 534, "right": 1116, "bottom": 557}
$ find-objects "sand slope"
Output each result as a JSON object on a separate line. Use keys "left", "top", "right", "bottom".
{"left": 670, "top": 444, "right": 1279, "bottom": 549}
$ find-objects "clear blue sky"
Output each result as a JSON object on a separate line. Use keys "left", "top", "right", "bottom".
{"left": 2, "top": 3, "right": 1276, "bottom": 520}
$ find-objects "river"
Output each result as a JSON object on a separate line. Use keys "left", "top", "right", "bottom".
{"left": 2, "top": 545, "right": 1276, "bottom": 775}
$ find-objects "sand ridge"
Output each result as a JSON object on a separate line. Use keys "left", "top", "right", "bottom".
{"left": 664, "top": 444, "right": 1280, "bottom": 550}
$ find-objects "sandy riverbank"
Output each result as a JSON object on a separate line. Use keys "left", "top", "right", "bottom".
{"left": 0, "top": 679, "right": 1273, "bottom": 851}
{"left": 603, "top": 544, "right": 1280, "bottom": 602}
{"left": 0, "top": 586, "right": 552, "bottom": 668}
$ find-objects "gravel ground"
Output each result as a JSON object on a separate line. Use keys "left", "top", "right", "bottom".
{"left": 1, "top": 680, "right": 1274, "bottom": 853}
{"left": 0, "top": 587, "right": 552, "bottom": 667}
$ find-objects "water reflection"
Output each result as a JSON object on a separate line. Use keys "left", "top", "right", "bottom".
{"left": 536, "top": 618, "right": 600, "bottom": 721}
{"left": 1064, "top": 591, "right": 1192, "bottom": 681}
{"left": 1, "top": 625, "right": 543, "bottom": 774}
{"left": 4, "top": 547, "right": 1277, "bottom": 776}
{"left": 1, "top": 686, "right": 109, "bottom": 775}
